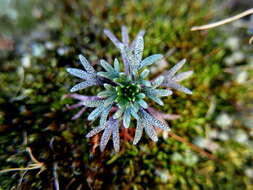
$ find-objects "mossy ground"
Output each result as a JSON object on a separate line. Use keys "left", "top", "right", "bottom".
{"left": 0, "top": 0, "right": 253, "bottom": 189}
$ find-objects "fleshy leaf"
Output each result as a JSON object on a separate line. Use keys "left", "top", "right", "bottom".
{"left": 144, "top": 122, "right": 158, "bottom": 142}
{"left": 148, "top": 95, "right": 164, "bottom": 106}
{"left": 162, "top": 82, "right": 192, "bottom": 94}
{"left": 141, "top": 109, "right": 170, "bottom": 131}
{"left": 112, "top": 119, "right": 120, "bottom": 152}
{"left": 144, "top": 88, "right": 172, "bottom": 105}
{"left": 71, "top": 107, "right": 86, "bottom": 120}
{"left": 152, "top": 89, "right": 173, "bottom": 97}
{"left": 97, "top": 71, "right": 117, "bottom": 80}
{"left": 79, "top": 54, "right": 96, "bottom": 74}
{"left": 66, "top": 68, "right": 95, "bottom": 80}
{"left": 124, "top": 45, "right": 135, "bottom": 72}
{"left": 139, "top": 54, "right": 163, "bottom": 69}
{"left": 164, "top": 59, "right": 186, "bottom": 78}
{"left": 172, "top": 71, "right": 193, "bottom": 82}
{"left": 104, "top": 84, "right": 113, "bottom": 90}
{"left": 100, "top": 123, "right": 113, "bottom": 152}
{"left": 64, "top": 94, "right": 99, "bottom": 101}
{"left": 121, "top": 25, "right": 129, "bottom": 45}
{"left": 86, "top": 125, "right": 106, "bottom": 138}
{"left": 134, "top": 35, "right": 144, "bottom": 65}
{"left": 132, "top": 102, "right": 140, "bottom": 113}
{"left": 100, "top": 59, "right": 115, "bottom": 73}
{"left": 83, "top": 99, "right": 104, "bottom": 107}
{"left": 152, "top": 76, "right": 165, "bottom": 87}
{"left": 130, "top": 30, "right": 145, "bottom": 50}
{"left": 119, "top": 45, "right": 130, "bottom": 75}
{"left": 70, "top": 80, "right": 100, "bottom": 92}
{"left": 100, "top": 104, "right": 113, "bottom": 127}
{"left": 130, "top": 107, "right": 139, "bottom": 120}
{"left": 104, "top": 29, "right": 122, "bottom": 49}
{"left": 137, "top": 79, "right": 151, "bottom": 86}
{"left": 133, "top": 120, "right": 144, "bottom": 145}
{"left": 104, "top": 94, "right": 117, "bottom": 106}
{"left": 137, "top": 99, "right": 148, "bottom": 109}
{"left": 137, "top": 93, "right": 145, "bottom": 99}
{"left": 97, "top": 90, "right": 115, "bottom": 98}
{"left": 113, "top": 108, "right": 124, "bottom": 119}
{"left": 88, "top": 105, "right": 104, "bottom": 120}
{"left": 123, "top": 107, "right": 131, "bottom": 128}
{"left": 140, "top": 69, "right": 150, "bottom": 78}
{"left": 114, "top": 58, "right": 120, "bottom": 73}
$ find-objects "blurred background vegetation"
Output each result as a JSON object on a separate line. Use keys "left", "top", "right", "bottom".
{"left": 0, "top": 0, "right": 252, "bottom": 189}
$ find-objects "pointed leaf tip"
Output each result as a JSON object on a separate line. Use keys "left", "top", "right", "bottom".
{"left": 78, "top": 54, "right": 96, "bottom": 73}
{"left": 139, "top": 54, "right": 163, "bottom": 69}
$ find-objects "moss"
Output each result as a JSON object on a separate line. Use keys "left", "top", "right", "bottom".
{"left": 0, "top": 0, "right": 253, "bottom": 189}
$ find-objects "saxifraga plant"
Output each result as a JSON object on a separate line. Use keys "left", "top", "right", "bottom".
{"left": 66, "top": 26, "right": 193, "bottom": 152}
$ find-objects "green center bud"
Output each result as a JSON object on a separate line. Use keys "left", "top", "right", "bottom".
{"left": 116, "top": 83, "right": 141, "bottom": 103}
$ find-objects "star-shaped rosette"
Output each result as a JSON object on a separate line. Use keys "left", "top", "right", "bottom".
{"left": 66, "top": 26, "right": 193, "bottom": 152}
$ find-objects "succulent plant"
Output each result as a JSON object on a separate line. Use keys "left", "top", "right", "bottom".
{"left": 66, "top": 26, "right": 193, "bottom": 152}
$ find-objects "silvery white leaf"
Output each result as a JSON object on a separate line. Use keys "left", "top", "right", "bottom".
{"left": 132, "top": 102, "right": 140, "bottom": 113}
{"left": 100, "top": 123, "right": 113, "bottom": 152}
{"left": 130, "top": 107, "right": 139, "bottom": 120}
{"left": 97, "top": 90, "right": 115, "bottom": 98}
{"left": 137, "top": 93, "right": 145, "bottom": 99}
{"left": 88, "top": 105, "right": 104, "bottom": 120}
{"left": 104, "top": 84, "right": 113, "bottom": 90}
{"left": 139, "top": 54, "right": 163, "bottom": 69}
{"left": 104, "top": 29, "right": 122, "bottom": 49}
{"left": 64, "top": 94, "right": 100, "bottom": 101}
{"left": 97, "top": 71, "right": 118, "bottom": 80}
{"left": 114, "top": 58, "right": 120, "bottom": 72}
{"left": 100, "top": 59, "right": 115, "bottom": 73}
{"left": 121, "top": 25, "right": 129, "bottom": 45}
{"left": 83, "top": 99, "right": 104, "bottom": 107}
{"left": 99, "top": 104, "right": 112, "bottom": 126}
{"left": 140, "top": 69, "right": 150, "bottom": 78}
{"left": 124, "top": 45, "right": 135, "bottom": 71}
{"left": 104, "top": 94, "right": 117, "bottom": 106}
{"left": 71, "top": 107, "right": 86, "bottom": 120}
{"left": 137, "top": 99, "right": 148, "bottom": 109}
{"left": 144, "top": 122, "right": 158, "bottom": 142}
{"left": 165, "top": 59, "right": 186, "bottom": 78}
{"left": 70, "top": 80, "right": 99, "bottom": 92}
{"left": 120, "top": 47, "right": 130, "bottom": 75}
{"left": 86, "top": 125, "right": 106, "bottom": 138}
{"left": 152, "top": 89, "right": 172, "bottom": 97}
{"left": 112, "top": 119, "right": 120, "bottom": 152}
{"left": 162, "top": 82, "right": 192, "bottom": 94}
{"left": 113, "top": 108, "right": 125, "bottom": 119}
{"left": 171, "top": 71, "right": 193, "bottom": 82}
{"left": 130, "top": 30, "right": 145, "bottom": 51}
{"left": 66, "top": 68, "right": 95, "bottom": 80}
{"left": 152, "top": 76, "right": 165, "bottom": 87}
{"left": 133, "top": 120, "right": 144, "bottom": 145}
{"left": 150, "top": 96, "right": 164, "bottom": 106}
{"left": 79, "top": 54, "right": 96, "bottom": 74}
{"left": 123, "top": 107, "right": 131, "bottom": 128}
{"left": 134, "top": 35, "right": 144, "bottom": 65}
{"left": 141, "top": 109, "right": 170, "bottom": 131}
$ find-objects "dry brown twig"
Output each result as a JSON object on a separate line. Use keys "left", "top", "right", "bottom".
{"left": 191, "top": 8, "right": 253, "bottom": 44}
{"left": 0, "top": 147, "right": 45, "bottom": 174}
{"left": 169, "top": 132, "right": 219, "bottom": 161}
